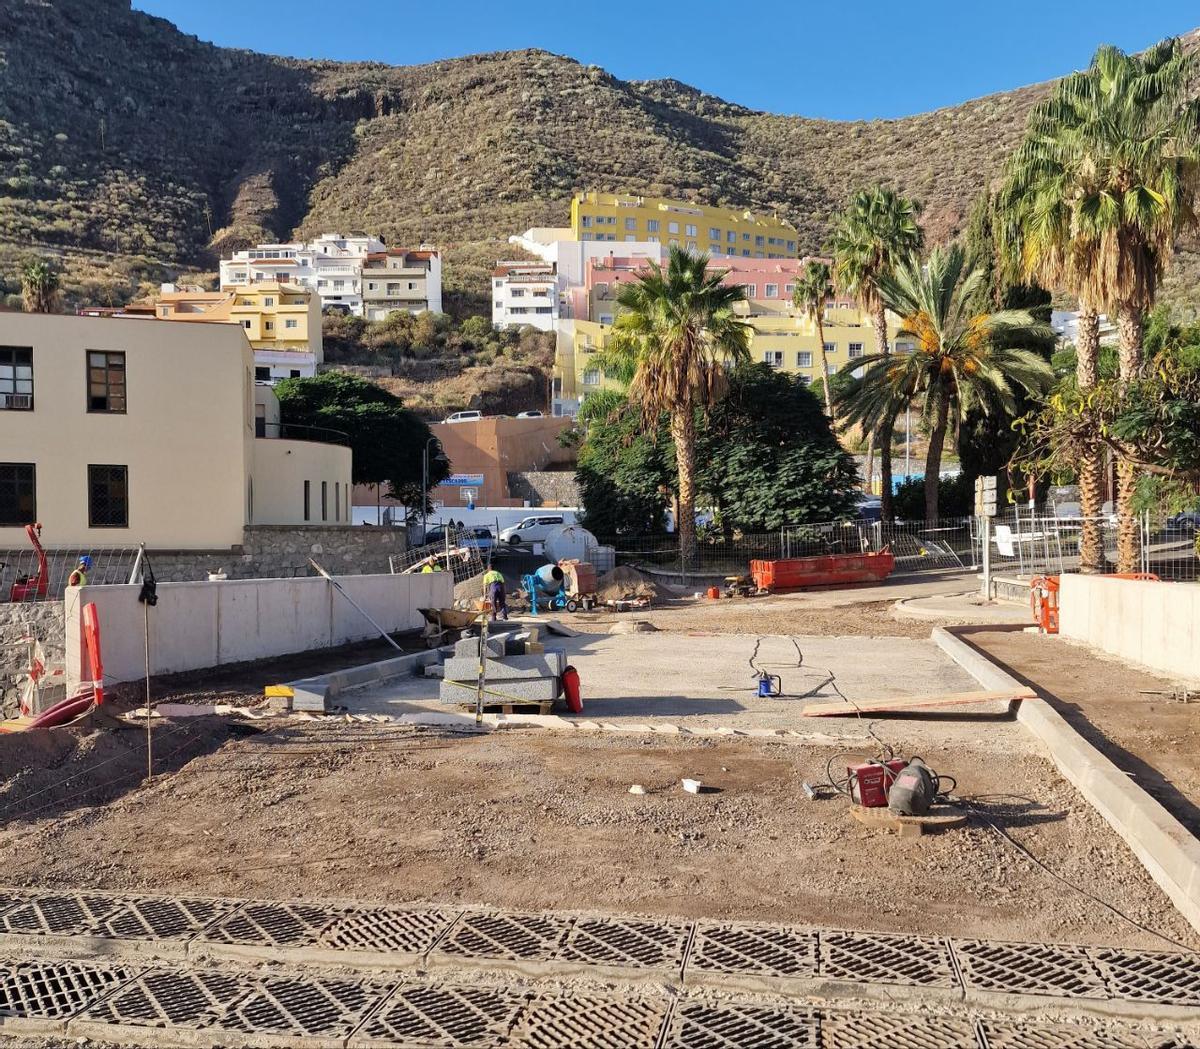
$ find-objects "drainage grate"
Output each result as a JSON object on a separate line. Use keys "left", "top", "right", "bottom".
{"left": 1089, "top": 947, "right": 1200, "bottom": 1007}
{"left": 953, "top": 940, "right": 1106, "bottom": 1000}
{"left": 558, "top": 917, "right": 690, "bottom": 970}
{"left": 0, "top": 959, "right": 133, "bottom": 1019}
{"left": 819, "top": 931, "right": 958, "bottom": 988}
{"left": 820, "top": 1009, "right": 977, "bottom": 1048}
{"left": 82, "top": 968, "right": 250, "bottom": 1029}
{"left": 688, "top": 923, "right": 818, "bottom": 979}
{"left": 202, "top": 901, "right": 338, "bottom": 947}
{"left": 516, "top": 992, "right": 669, "bottom": 1049}
{"left": 355, "top": 982, "right": 525, "bottom": 1045}
{"left": 979, "top": 1018, "right": 1190, "bottom": 1048}
{"left": 100, "top": 896, "right": 231, "bottom": 941}
{"left": 319, "top": 907, "right": 457, "bottom": 957}
{"left": 438, "top": 911, "right": 571, "bottom": 962}
{"left": 0, "top": 893, "right": 125, "bottom": 937}
{"left": 216, "top": 975, "right": 384, "bottom": 1038}
{"left": 662, "top": 1001, "right": 818, "bottom": 1049}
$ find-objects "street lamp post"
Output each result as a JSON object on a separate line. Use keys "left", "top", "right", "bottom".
{"left": 421, "top": 436, "right": 447, "bottom": 543}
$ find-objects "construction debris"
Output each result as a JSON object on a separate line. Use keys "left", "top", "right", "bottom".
{"left": 681, "top": 777, "right": 702, "bottom": 794}
{"left": 595, "top": 565, "right": 661, "bottom": 602}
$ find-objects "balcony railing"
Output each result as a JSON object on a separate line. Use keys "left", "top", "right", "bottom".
{"left": 255, "top": 422, "right": 350, "bottom": 446}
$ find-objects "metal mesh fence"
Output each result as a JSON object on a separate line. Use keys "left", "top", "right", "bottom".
{"left": 0, "top": 544, "right": 143, "bottom": 604}
{"left": 388, "top": 525, "right": 486, "bottom": 584}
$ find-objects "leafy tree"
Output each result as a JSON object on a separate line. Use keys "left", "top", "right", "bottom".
{"left": 594, "top": 247, "right": 751, "bottom": 567}
{"left": 792, "top": 260, "right": 835, "bottom": 417}
{"left": 998, "top": 38, "right": 1200, "bottom": 570}
{"left": 828, "top": 186, "right": 923, "bottom": 520}
{"left": 576, "top": 405, "right": 673, "bottom": 537}
{"left": 274, "top": 372, "right": 448, "bottom": 511}
{"left": 893, "top": 473, "right": 974, "bottom": 520}
{"left": 837, "top": 245, "right": 1053, "bottom": 521}
{"left": 19, "top": 258, "right": 60, "bottom": 313}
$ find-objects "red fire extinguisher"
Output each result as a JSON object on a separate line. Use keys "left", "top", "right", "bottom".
{"left": 561, "top": 665, "right": 582, "bottom": 714}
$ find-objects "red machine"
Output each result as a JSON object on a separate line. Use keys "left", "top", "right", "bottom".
{"left": 7, "top": 524, "right": 48, "bottom": 602}
{"left": 561, "top": 665, "right": 582, "bottom": 714}
{"left": 751, "top": 550, "right": 895, "bottom": 593}
{"left": 848, "top": 759, "right": 907, "bottom": 808}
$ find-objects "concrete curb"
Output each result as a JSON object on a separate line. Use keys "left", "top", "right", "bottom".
{"left": 892, "top": 594, "right": 1028, "bottom": 625}
{"left": 286, "top": 647, "right": 449, "bottom": 709}
{"left": 933, "top": 626, "right": 1200, "bottom": 938}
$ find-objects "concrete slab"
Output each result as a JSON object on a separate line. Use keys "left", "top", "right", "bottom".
{"left": 893, "top": 592, "right": 1031, "bottom": 625}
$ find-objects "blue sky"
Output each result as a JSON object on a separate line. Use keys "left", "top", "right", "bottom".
{"left": 133, "top": 0, "right": 1198, "bottom": 120}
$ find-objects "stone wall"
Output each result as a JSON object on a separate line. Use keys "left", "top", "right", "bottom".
{"left": 0, "top": 601, "right": 65, "bottom": 717}
{"left": 506, "top": 470, "right": 580, "bottom": 508}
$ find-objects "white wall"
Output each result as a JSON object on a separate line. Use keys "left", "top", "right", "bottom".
{"left": 251, "top": 439, "right": 352, "bottom": 526}
{"left": 1058, "top": 575, "right": 1200, "bottom": 683}
{"left": 65, "top": 572, "right": 453, "bottom": 688}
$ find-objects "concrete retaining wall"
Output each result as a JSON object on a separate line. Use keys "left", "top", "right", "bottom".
{"left": 64, "top": 572, "right": 453, "bottom": 688}
{"left": 933, "top": 626, "right": 1200, "bottom": 936}
{"left": 1058, "top": 575, "right": 1200, "bottom": 683}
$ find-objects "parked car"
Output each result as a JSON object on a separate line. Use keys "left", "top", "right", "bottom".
{"left": 516, "top": 410, "right": 543, "bottom": 418}
{"left": 499, "top": 515, "right": 568, "bottom": 546}
{"left": 443, "top": 410, "right": 483, "bottom": 424}
{"left": 421, "top": 525, "right": 495, "bottom": 552}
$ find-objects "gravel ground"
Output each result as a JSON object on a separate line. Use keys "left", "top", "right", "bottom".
{"left": 0, "top": 720, "right": 1195, "bottom": 953}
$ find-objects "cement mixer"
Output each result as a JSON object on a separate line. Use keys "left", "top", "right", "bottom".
{"left": 521, "top": 564, "right": 567, "bottom": 615}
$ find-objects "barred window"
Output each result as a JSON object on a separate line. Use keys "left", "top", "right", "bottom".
{"left": 0, "top": 463, "right": 35, "bottom": 526}
{"left": 0, "top": 347, "right": 33, "bottom": 410}
{"left": 87, "top": 351, "right": 126, "bottom": 412}
{"left": 88, "top": 465, "right": 128, "bottom": 527}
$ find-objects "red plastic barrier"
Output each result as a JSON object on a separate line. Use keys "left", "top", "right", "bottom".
{"left": 82, "top": 602, "right": 104, "bottom": 706}
{"left": 561, "top": 665, "right": 582, "bottom": 714}
{"left": 750, "top": 550, "right": 896, "bottom": 593}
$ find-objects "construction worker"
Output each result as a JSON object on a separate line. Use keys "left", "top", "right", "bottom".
{"left": 67, "top": 555, "right": 92, "bottom": 588}
{"left": 419, "top": 557, "right": 444, "bottom": 573}
{"left": 483, "top": 566, "right": 508, "bottom": 621}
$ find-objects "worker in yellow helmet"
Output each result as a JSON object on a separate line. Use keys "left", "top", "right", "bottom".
{"left": 482, "top": 566, "right": 507, "bottom": 621}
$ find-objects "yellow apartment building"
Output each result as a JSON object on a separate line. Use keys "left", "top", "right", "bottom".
{"left": 569, "top": 191, "right": 799, "bottom": 259}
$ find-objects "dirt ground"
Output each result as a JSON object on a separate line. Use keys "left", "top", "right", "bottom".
{"left": 962, "top": 626, "right": 1200, "bottom": 837}
{"left": 0, "top": 719, "right": 1196, "bottom": 954}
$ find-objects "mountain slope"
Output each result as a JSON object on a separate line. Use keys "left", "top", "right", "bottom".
{"left": 1, "top": 0, "right": 1196, "bottom": 313}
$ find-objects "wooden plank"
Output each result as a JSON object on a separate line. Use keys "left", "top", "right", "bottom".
{"left": 801, "top": 687, "right": 1036, "bottom": 718}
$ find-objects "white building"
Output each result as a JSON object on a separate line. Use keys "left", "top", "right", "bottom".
{"left": 507, "top": 228, "right": 665, "bottom": 297}
{"left": 220, "top": 233, "right": 444, "bottom": 318}
{"left": 491, "top": 261, "right": 559, "bottom": 331}
{"left": 1051, "top": 309, "right": 1118, "bottom": 346}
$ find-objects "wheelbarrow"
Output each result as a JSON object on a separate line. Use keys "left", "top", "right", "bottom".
{"left": 417, "top": 607, "right": 484, "bottom": 648}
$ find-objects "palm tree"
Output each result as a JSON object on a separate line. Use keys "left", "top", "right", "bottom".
{"left": 828, "top": 187, "right": 923, "bottom": 520}
{"left": 1001, "top": 39, "right": 1200, "bottom": 571}
{"left": 595, "top": 247, "right": 751, "bottom": 568}
{"left": 837, "top": 245, "right": 1054, "bottom": 522}
{"left": 19, "top": 259, "right": 60, "bottom": 313}
{"left": 792, "top": 260, "right": 835, "bottom": 417}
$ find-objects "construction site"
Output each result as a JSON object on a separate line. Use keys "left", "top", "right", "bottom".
{"left": 0, "top": 524, "right": 1197, "bottom": 1049}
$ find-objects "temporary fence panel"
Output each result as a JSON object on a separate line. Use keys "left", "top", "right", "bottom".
{"left": 0, "top": 545, "right": 143, "bottom": 605}
{"left": 388, "top": 525, "right": 486, "bottom": 585}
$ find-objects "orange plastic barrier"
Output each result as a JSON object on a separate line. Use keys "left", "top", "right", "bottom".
{"left": 750, "top": 550, "right": 895, "bottom": 593}
{"left": 1029, "top": 575, "right": 1060, "bottom": 634}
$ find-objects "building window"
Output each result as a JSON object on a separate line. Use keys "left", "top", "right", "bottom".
{"left": 647, "top": 235, "right": 659, "bottom": 243}
{"left": 87, "top": 351, "right": 126, "bottom": 413}
{"left": 625, "top": 217, "right": 636, "bottom": 231}
{"left": 796, "top": 351, "right": 812, "bottom": 368}
{"left": 709, "top": 227, "right": 721, "bottom": 240}
{"left": 668, "top": 221, "right": 679, "bottom": 234}
{"left": 646, "top": 219, "right": 659, "bottom": 233}
{"left": 264, "top": 321, "right": 274, "bottom": 331}
{"left": 743, "top": 284, "right": 756, "bottom": 297}
{"left": 255, "top": 366, "right": 270, "bottom": 381}
{"left": 787, "top": 241, "right": 796, "bottom": 252}
{"left": 895, "top": 341, "right": 914, "bottom": 354}
{"left": 765, "top": 284, "right": 778, "bottom": 298}
{"left": 742, "top": 249, "right": 751, "bottom": 257}
{"left": 264, "top": 297, "right": 274, "bottom": 306}
{"left": 285, "top": 319, "right": 297, "bottom": 329}
{"left": 797, "top": 374, "right": 811, "bottom": 386}
{"left": 242, "top": 320, "right": 252, "bottom": 329}
{"left": 321, "top": 481, "right": 328, "bottom": 522}
{"left": 87, "top": 464, "right": 128, "bottom": 528}
{"left": 763, "top": 351, "right": 783, "bottom": 368}
{"left": 335, "top": 482, "right": 341, "bottom": 522}
{"left": 290, "top": 369, "right": 301, "bottom": 378}
{"left": 848, "top": 342, "right": 865, "bottom": 359}
{"left": 824, "top": 341, "right": 836, "bottom": 355}
{"left": 581, "top": 215, "right": 593, "bottom": 228}
{"left": 333, "top": 280, "right": 345, "bottom": 290}
{"left": 0, "top": 463, "right": 35, "bottom": 526}
{"left": 304, "top": 480, "right": 311, "bottom": 522}
{"left": 685, "top": 224, "right": 697, "bottom": 237}
{"left": 511, "top": 288, "right": 524, "bottom": 297}
{"left": 785, "top": 284, "right": 795, "bottom": 296}
{"left": 582, "top": 369, "right": 600, "bottom": 386}
{"left": 727, "top": 231, "right": 736, "bottom": 243}
{"left": 0, "top": 347, "right": 33, "bottom": 410}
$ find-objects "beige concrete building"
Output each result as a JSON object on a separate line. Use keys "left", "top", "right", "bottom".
{"left": 360, "top": 249, "right": 443, "bottom": 319}
{"left": 0, "top": 313, "right": 351, "bottom": 549}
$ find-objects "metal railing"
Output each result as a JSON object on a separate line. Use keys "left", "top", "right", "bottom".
{"left": 0, "top": 544, "right": 143, "bottom": 604}
{"left": 254, "top": 422, "right": 350, "bottom": 445}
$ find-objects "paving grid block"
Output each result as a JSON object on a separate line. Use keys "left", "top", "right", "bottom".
{"left": 436, "top": 910, "right": 572, "bottom": 962}
{"left": 200, "top": 900, "right": 340, "bottom": 948}
{"left": 514, "top": 991, "right": 671, "bottom": 1049}
{"left": 819, "top": 1007, "right": 978, "bottom": 1048}
{"left": 317, "top": 906, "right": 458, "bottom": 957}
{"left": 818, "top": 930, "right": 960, "bottom": 988}
{"left": 214, "top": 973, "right": 388, "bottom": 1039}
{"left": 688, "top": 922, "right": 819, "bottom": 979}
{"left": 952, "top": 939, "right": 1108, "bottom": 1000}
{"left": 663, "top": 1000, "right": 819, "bottom": 1049}
{"left": 558, "top": 915, "right": 691, "bottom": 971}
{"left": 79, "top": 967, "right": 253, "bottom": 1029}
{"left": 99, "top": 895, "right": 236, "bottom": 941}
{"left": 0, "top": 958, "right": 135, "bottom": 1020}
{"left": 1088, "top": 947, "right": 1200, "bottom": 1007}
{"left": 978, "top": 1017, "right": 1193, "bottom": 1048}
{"left": 351, "top": 981, "right": 527, "bottom": 1046}
{"left": 0, "top": 893, "right": 127, "bottom": 938}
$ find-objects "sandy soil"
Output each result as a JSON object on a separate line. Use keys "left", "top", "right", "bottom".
{"left": 0, "top": 720, "right": 1195, "bottom": 954}
{"left": 961, "top": 626, "right": 1200, "bottom": 836}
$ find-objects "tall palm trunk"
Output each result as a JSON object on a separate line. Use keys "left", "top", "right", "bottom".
{"left": 872, "top": 302, "right": 895, "bottom": 521}
{"left": 1075, "top": 307, "right": 1105, "bottom": 573}
{"left": 816, "top": 315, "right": 833, "bottom": 418}
{"left": 671, "top": 405, "right": 698, "bottom": 572}
{"left": 1115, "top": 303, "right": 1144, "bottom": 573}
{"left": 924, "top": 391, "right": 949, "bottom": 524}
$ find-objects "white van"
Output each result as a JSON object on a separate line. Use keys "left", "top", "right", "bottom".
{"left": 499, "top": 514, "right": 569, "bottom": 546}
{"left": 443, "top": 410, "right": 483, "bottom": 424}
